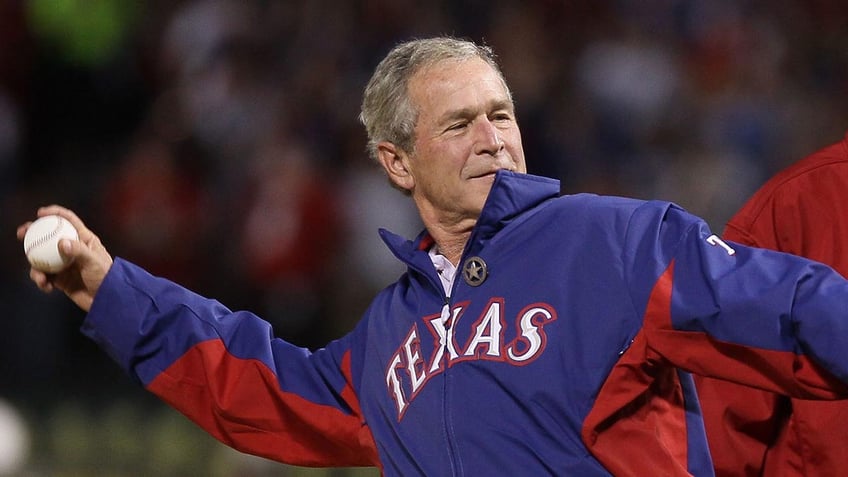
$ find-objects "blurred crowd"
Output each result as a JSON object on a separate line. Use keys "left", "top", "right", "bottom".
{"left": 1, "top": 0, "right": 847, "bottom": 475}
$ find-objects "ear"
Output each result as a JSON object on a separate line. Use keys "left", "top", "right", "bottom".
{"left": 376, "top": 142, "right": 415, "bottom": 192}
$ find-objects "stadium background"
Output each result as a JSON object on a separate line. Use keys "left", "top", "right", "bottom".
{"left": 1, "top": 0, "right": 846, "bottom": 475}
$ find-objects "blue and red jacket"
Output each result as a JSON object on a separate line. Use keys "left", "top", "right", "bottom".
{"left": 82, "top": 171, "right": 848, "bottom": 476}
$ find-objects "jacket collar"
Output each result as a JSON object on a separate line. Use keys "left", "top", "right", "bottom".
{"left": 379, "top": 171, "right": 560, "bottom": 266}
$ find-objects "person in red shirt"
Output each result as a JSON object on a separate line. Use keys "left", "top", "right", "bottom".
{"left": 695, "top": 131, "right": 848, "bottom": 477}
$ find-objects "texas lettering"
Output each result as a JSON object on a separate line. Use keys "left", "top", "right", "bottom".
{"left": 385, "top": 298, "right": 558, "bottom": 419}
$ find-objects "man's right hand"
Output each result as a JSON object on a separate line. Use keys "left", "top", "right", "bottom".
{"left": 17, "top": 205, "right": 114, "bottom": 312}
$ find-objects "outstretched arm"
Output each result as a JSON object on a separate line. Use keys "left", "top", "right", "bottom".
{"left": 17, "top": 205, "right": 379, "bottom": 467}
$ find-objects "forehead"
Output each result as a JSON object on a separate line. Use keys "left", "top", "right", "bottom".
{"left": 408, "top": 57, "right": 509, "bottom": 115}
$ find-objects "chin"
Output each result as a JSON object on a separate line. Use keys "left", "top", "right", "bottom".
{"left": 467, "top": 177, "right": 496, "bottom": 198}
{"left": 468, "top": 178, "right": 496, "bottom": 205}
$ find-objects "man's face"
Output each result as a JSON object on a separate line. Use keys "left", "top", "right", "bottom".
{"left": 389, "top": 57, "right": 526, "bottom": 227}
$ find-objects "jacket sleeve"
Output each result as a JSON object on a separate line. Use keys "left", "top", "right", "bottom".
{"left": 625, "top": 202, "right": 848, "bottom": 398}
{"left": 81, "top": 258, "right": 378, "bottom": 468}
{"left": 695, "top": 174, "right": 848, "bottom": 476}
{"left": 692, "top": 198, "right": 786, "bottom": 477}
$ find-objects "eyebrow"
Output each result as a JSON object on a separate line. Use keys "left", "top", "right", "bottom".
{"left": 438, "top": 99, "right": 515, "bottom": 125}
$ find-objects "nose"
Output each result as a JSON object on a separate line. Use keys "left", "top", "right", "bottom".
{"left": 473, "top": 118, "right": 505, "bottom": 156}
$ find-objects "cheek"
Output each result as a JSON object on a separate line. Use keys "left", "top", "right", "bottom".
{"left": 505, "top": 133, "right": 526, "bottom": 167}
{"left": 504, "top": 127, "right": 523, "bottom": 149}
{"left": 511, "top": 148, "right": 527, "bottom": 171}
{"left": 423, "top": 144, "right": 465, "bottom": 174}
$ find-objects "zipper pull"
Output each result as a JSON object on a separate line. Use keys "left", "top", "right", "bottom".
{"left": 441, "top": 301, "right": 451, "bottom": 330}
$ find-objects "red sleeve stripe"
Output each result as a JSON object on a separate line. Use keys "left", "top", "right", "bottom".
{"left": 147, "top": 340, "right": 379, "bottom": 467}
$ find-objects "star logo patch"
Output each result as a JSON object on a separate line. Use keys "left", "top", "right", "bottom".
{"left": 462, "top": 256, "right": 488, "bottom": 287}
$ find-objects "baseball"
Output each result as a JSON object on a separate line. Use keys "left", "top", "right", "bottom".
{"left": 23, "top": 215, "right": 79, "bottom": 273}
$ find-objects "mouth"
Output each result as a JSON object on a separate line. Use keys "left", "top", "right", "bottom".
{"left": 468, "top": 172, "right": 497, "bottom": 182}
{"left": 470, "top": 167, "right": 514, "bottom": 180}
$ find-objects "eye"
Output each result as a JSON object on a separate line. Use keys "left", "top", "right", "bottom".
{"left": 492, "top": 112, "right": 513, "bottom": 122}
{"left": 446, "top": 121, "right": 468, "bottom": 131}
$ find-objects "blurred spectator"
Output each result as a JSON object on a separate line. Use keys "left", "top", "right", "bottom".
{"left": 100, "top": 130, "right": 210, "bottom": 289}
{"left": 231, "top": 133, "right": 345, "bottom": 349}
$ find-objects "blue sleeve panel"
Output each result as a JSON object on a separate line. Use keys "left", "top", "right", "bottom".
{"left": 81, "top": 258, "right": 379, "bottom": 468}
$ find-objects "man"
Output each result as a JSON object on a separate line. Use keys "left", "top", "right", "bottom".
{"left": 16, "top": 37, "right": 848, "bottom": 476}
{"left": 695, "top": 132, "right": 848, "bottom": 477}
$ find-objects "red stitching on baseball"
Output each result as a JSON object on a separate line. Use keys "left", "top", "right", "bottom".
{"left": 25, "top": 218, "right": 65, "bottom": 255}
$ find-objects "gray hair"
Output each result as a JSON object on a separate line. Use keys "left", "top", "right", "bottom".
{"left": 359, "top": 37, "right": 511, "bottom": 162}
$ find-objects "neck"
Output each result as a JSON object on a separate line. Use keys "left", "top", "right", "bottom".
{"left": 431, "top": 231, "right": 469, "bottom": 266}
{"left": 413, "top": 197, "right": 479, "bottom": 266}
{"left": 420, "top": 213, "right": 475, "bottom": 265}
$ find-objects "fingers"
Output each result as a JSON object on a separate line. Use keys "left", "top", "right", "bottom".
{"left": 36, "top": 205, "right": 95, "bottom": 243}
{"left": 16, "top": 205, "right": 89, "bottom": 243}
{"left": 19, "top": 206, "right": 114, "bottom": 311}
{"left": 58, "top": 236, "right": 98, "bottom": 269}
{"left": 29, "top": 267, "right": 53, "bottom": 293}
{"left": 15, "top": 222, "right": 31, "bottom": 241}
{"left": 58, "top": 237, "right": 79, "bottom": 263}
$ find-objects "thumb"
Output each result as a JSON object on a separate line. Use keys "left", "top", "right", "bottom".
{"left": 55, "top": 235, "right": 112, "bottom": 312}
{"left": 58, "top": 232, "right": 113, "bottom": 279}
{"left": 59, "top": 238, "right": 82, "bottom": 263}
